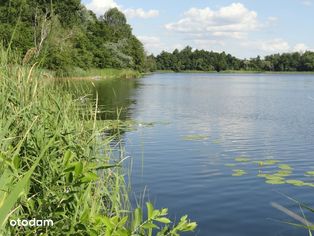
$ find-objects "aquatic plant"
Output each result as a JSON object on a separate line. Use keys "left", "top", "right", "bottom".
{"left": 182, "top": 134, "right": 209, "bottom": 141}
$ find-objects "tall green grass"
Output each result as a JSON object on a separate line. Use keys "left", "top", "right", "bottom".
{"left": 0, "top": 47, "right": 196, "bottom": 235}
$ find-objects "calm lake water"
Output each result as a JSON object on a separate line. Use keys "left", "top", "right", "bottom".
{"left": 88, "top": 73, "right": 314, "bottom": 235}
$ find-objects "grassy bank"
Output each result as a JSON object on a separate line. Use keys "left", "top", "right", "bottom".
{"left": 64, "top": 68, "right": 142, "bottom": 80}
{"left": 0, "top": 48, "right": 196, "bottom": 235}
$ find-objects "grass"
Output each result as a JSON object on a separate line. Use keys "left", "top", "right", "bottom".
{"left": 64, "top": 67, "right": 142, "bottom": 80}
{"left": 0, "top": 47, "right": 196, "bottom": 235}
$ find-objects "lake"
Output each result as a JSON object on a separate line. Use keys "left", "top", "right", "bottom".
{"left": 91, "top": 73, "right": 314, "bottom": 235}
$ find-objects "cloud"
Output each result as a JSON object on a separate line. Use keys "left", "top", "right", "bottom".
{"left": 137, "top": 36, "right": 162, "bottom": 51}
{"left": 293, "top": 43, "right": 314, "bottom": 52}
{"left": 85, "top": 0, "right": 159, "bottom": 19}
{"left": 137, "top": 36, "right": 185, "bottom": 54}
{"left": 165, "top": 3, "right": 259, "bottom": 39}
{"left": 124, "top": 8, "right": 159, "bottom": 19}
{"left": 301, "top": 0, "right": 312, "bottom": 6}
{"left": 241, "top": 38, "right": 290, "bottom": 53}
{"left": 260, "top": 39, "right": 290, "bottom": 52}
{"left": 86, "top": 0, "right": 119, "bottom": 15}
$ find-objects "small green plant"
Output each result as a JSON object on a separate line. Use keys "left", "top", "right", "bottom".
{"left": 102, "top": 202, "right": 197, "bottom": 236}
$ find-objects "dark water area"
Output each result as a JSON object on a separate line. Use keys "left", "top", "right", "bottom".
{"left": 76, "top": 73, "right": 314, "bottom": 235}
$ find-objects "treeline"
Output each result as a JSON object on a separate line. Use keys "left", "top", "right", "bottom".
{"left": 155, "top": 46, "right": 314, "bottom": 72}
{"left": 0, "top": 1, "right": 154, "bottom": 75}
{"left": 2, "top": 1, "right": 313, "bottom": 75}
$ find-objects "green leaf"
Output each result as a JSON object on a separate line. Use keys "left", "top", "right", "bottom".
{"left": 74, "top": 162, "right": 84, "bottom": 177}
{"left": 81, "top": 172, "right": 99, "bottom": 183}
{"left": 147, "top": 202, "right": 154, "bottom": 219}
{"left": 133, "top": 208, "right": 143, "bottom": 231}
{"left": 142, "top": 222, "right": 159, "bottom": 229}
{"left": 63, "top": 150, "right": 73, "bottom": 167}
{"left": 12, "top": 155, "right": 20, "bottom": 170}
{"left": 155, "top": 217, "right": 171, "bottom": 224}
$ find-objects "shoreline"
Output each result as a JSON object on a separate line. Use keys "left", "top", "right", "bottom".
{"left": 155, "top": 70, "right": 314, "bottom": 75}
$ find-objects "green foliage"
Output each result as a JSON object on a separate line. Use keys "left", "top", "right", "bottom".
{"left": 155, "top": 47, "right": 314, "bottom": 72}
{"left": 102, "top": 203, "right": 197, "bottom": 236}
{"left": 0, "top": 2, "right": 152, "bottom": 74}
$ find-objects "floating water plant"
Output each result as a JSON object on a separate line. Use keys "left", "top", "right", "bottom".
{"left": 265, "top": 179, "right": 286, "bottom": 185}
{"left": 274, "top": 170, "right": 292, "bottom": 177}
{"left": 278, "top": 164, "right": 293, "bottom": 170}
{"left": 255, "top": 159, "right": 280, "bottom": 166}
{"left": 305, "top": 171, "right": 314, "bottom": 176}
{"left": 286, "top": 180, "right": 306, "bottom": 187}
{"left": 232, "top": 169, "right": 247, "bottom": 176}
{"left": 182, "top": 134, "right": 209, "bottom": 141}
{"left": 225, "top": 163, "right": 236, "bottom": 167}
{"left": 235, "top": 156, "right": 250, "bottom": 162}
{"left": 257, "top": 173, "right": 286, "bottom": 185}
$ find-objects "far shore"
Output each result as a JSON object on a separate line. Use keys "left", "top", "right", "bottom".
{"left": 155, "top": 70, "right": 314, "bottom": 74}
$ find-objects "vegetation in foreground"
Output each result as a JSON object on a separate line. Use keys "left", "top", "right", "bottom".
{"left": 0, "top": 48, "right": 196, "bottom": 235}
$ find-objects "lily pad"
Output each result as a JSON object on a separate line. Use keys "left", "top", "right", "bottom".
{"left": 274, "top": 170, "right": 292, "bottom": 177}
{"left": 265, "top": 179, "right": 286, "bottom": 185}
{"left": 286, "top": 180, "right": 306, "bottom": 187}
{"left": 304, "top": 182, "right": 314, "bottom": 187}
{"left": 225, "top": 163, "right": 236, "bottom": 167}
{"left": 255, "top": 159, "right": 280, "bottom": 166}
{"left": 265, "top": 175, "right": 285, "bottom": 181}
{"left": 258, "top": 173, "right": 285, "bottom": 180}
{"left": 278, "top": 164, "right": 293, "bottom": 170}
{"left": 305, "top": 171, "right": 314, "bottom": 176}
{"left": 235, "top": 156, "right": 250, "bottom": 162}
{"left": 232, "top": 169, "right": 247, "bottom": 177}
{"left": 182, "top": 134, "right": 208, "bottom": 141}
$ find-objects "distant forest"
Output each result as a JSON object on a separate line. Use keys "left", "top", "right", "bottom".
{"left": 1, "top": 1, "right": 314, "bottom": 74}
{"left": 155, "top": 47, "right": 314, "bottom": 72}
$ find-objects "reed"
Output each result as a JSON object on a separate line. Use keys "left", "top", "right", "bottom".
{"left": 0, "top": 47, "right": 196, "bottom": 235}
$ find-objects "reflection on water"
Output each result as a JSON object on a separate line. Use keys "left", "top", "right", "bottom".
{"left": 56, "top": 77, "right": 141, "bottom": 120}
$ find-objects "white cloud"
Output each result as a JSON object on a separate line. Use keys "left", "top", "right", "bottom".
{"left": 241, "top": 38, "right": 290, "bottom": 53}
{"left": 137, "top": 36, "right": 162, "bottom": 51}
{"left": 137, "top": 36, "right": 185, "bottom": 54}
{"left": 260, "top": 39, "right": 290, "bottom": 52}
{"left": 292, "top": 43, "right": 314, "bottom": 52}
{"left": 302, "top": 0, "right": 312, "bottom": 6}
{"left": 267, "top": 16, "right": 278, "bottom": 22}
{"left": 124, "top": 8, "right": 159, "bottom": 19}
{"left": 165, "top": 3, "right": 259, "bottom": 39}
{"left": 86, "top": 0, "right": 120, "bottom": 16}
{"left": 85, "top": 0, "right": 159, "bottom": 19}
{"left": 293, "top": 43, "right": 308, "bottom": 52}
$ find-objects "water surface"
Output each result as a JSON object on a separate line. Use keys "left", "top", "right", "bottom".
{"left": 80, "top": 73, "right": 314, "bottom": 235}
{"left": 123, "top": 73, "right": 314, "bottom": 236}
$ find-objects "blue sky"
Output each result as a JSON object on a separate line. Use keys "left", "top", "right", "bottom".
{"left": 82, "top": 0, "right": 314, "bottom": 58}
